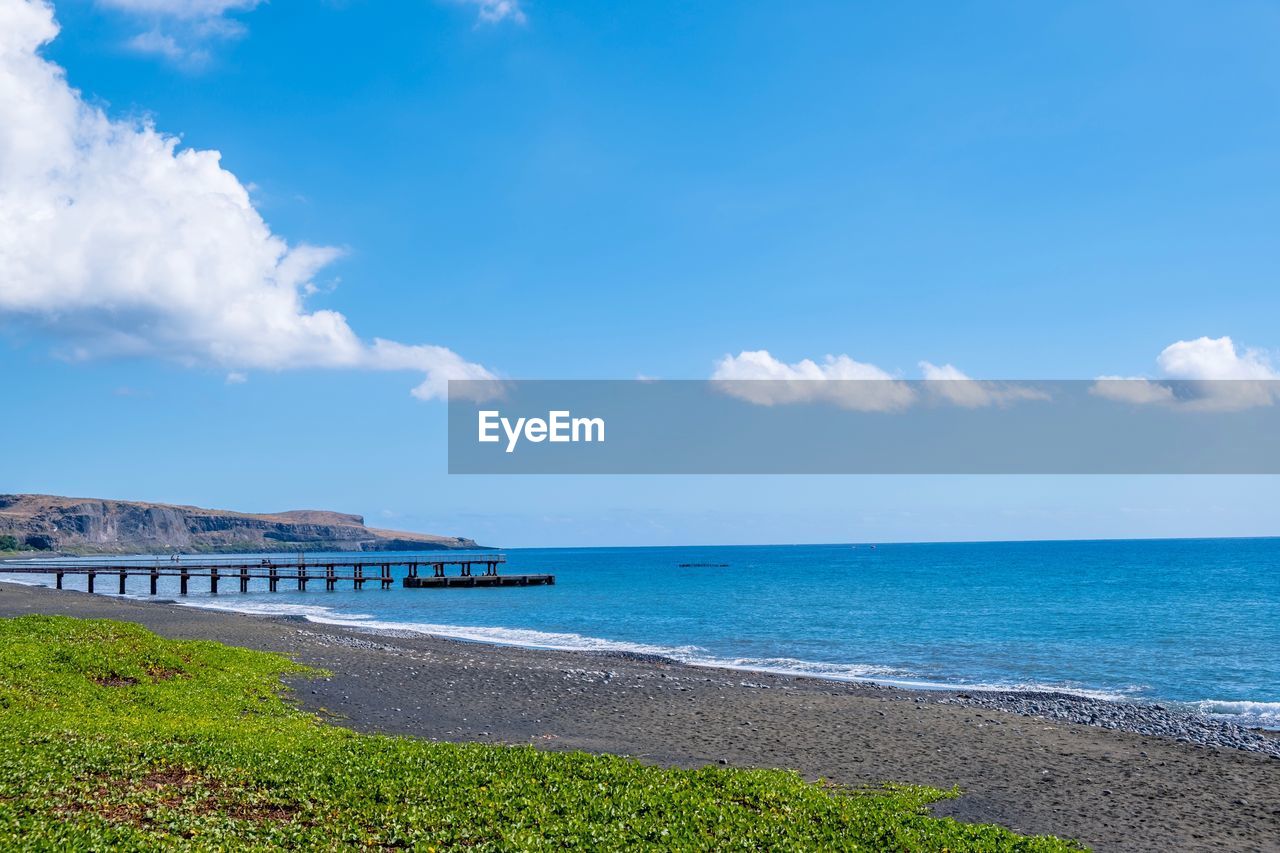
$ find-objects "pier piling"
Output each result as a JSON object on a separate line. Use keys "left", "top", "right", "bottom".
{"left": 0, "top": 554, "right": 549, "bottom": 595}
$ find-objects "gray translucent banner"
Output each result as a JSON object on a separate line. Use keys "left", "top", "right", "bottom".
{"left": 447, "top": 379, "right": 1280, "bottom": 474}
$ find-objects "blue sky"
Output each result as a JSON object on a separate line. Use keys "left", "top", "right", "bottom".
{"left": 3, "top": 0, "right": 1279, "bottom": 546}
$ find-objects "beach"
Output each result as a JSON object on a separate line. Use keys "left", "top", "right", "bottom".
{"left": 2, "top": 581, "right": 1276, "bottom": 852}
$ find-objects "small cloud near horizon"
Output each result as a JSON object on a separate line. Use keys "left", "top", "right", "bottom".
{"left": 710, "top": 340, "right": 1276, "bottom": 412}
{"left": 1090, "top": 336, "right": 1280, "bottom": 411}
{"left": 710, "top": 350, "right": 1045, "bottom": 411}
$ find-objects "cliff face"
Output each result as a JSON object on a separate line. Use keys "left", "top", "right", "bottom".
{"left": 0, "top": 494, "right": 483, "bottom": 555}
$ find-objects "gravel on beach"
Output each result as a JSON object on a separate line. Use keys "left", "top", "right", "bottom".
{"left": 2, "top": 582, "right": 1277, "bottom": 853}
{"left": 938, "top": 690, "right": 1280, "bottom": 759}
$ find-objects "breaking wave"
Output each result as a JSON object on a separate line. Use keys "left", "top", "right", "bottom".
{"left": 177, "top": 597, "right": 1134, "bottom": 702}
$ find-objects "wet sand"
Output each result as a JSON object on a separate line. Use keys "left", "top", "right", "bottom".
{"left": 2, "top": 581, "right": 1277, "bottom": 852}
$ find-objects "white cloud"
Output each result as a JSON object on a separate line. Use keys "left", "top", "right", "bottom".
{"left": 710, "top": 351, "right": 1050, "bottom": 411}
{"left": 917, "top": 361, "right": 968, "bottom": 382}
{"left": 96, "top": 0, "right": 259, "bottom": 19}
{"left": 712, "top": 350, "right": 916, "bottom": 411}
{"left": 366, "top": 339, "right": 494, "bottom": 401}
{"left": 94, "top": 0, "right": 257, "bottom": 66}
{"left": 0, "top": 0, "right": 494, "bottom": 399}
{"left": 1155, "top": 336, "right": 1277, "bottom": 380}
{"left": 97, "top": 0, "right": 525, "bottom": 67}
{"left": 1090, "top": 337, "right": 1279, "bottom": 410}
{"left": 454, "top": 0, "right": 525, "bottom": 24}
{"left": 99, "top": 0, "right": 526, "bottom": 23}
{"left": 1090, "top": 376, "right": 1177, "bottom": 405}
{"left": 715, "top": 341, "right": 1279, "bottom": 413}
{"left": 715, "top": 350, "right": 897, "bottom": 383}
{"left": 124, "top": 29, "right": 210, "bottom": 65}
{"left": 918, "top": 361, "right": 1049, "bottom": 408}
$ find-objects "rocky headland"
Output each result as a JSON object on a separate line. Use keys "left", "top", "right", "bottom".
{"left": 0, "top": 493, "right": 482, "bottom": 554}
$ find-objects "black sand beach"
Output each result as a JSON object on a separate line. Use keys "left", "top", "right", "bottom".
{"left": 2, "top": 581, "right": 1277, "bottom": 852}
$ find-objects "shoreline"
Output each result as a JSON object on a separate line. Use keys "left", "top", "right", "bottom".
{"left": 7, "top": 572, "right": 1277, "bottom": 739}
{"left": 2, "top": 581, "right": 1278, "bottom": 851}
{"left": 243, "top": 606, "right": 1280, "bottom": 755}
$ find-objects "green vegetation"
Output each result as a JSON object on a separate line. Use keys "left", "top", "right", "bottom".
{"left": 0, "top": 534, "right": 52, "bottom": 554}
{"left": 0, "top": 616, "right": 1082, "bottom": 851}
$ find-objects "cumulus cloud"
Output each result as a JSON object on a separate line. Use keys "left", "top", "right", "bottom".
{"left": 1089, "top": 377, "right": 1177, "bottom": 405}
{"left": 1090, "top": 337, "right": 1279, "bottom": 410}
{"left": 0, "top": 0, "right": 493, "bottom": 399}
{"left": 716, "top": 340, "right": 1279, "bottom": 413}
{"left": 918, "top": 361, "right": 1050, "bottom": 408}
{"left": 710, "top": 351, "right": 1050, "bottom": 411}
{"left": 1156, "top": 336, "right": 1278, "bottom": 380}
{"left": 711, "top": 350, "right": 916, "bottom": 411}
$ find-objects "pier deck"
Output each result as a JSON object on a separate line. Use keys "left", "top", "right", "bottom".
{"left": 0, "top": 554, "right": 553, "bottom": 595}
{"left": 403, "top": 574, "right": 554, "bottom": 588}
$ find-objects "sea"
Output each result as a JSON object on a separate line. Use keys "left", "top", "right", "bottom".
{"left": 6, "top": 537, "right": 1278, "bottom": 730}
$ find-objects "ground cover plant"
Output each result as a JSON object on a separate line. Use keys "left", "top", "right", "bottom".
{"left": 0, "top": 616, "right": 1083, "bottom": 850}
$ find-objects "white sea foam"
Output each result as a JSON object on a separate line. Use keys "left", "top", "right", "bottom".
{"left": 0, "top": 575, "right": 51, "bottom": 588}
{"left": 177, "top": 597, "right": 706, "bottom": 658}
{"left": 1195, "top": 699, "right": 1280, "bottom": 729}
{"left": 731, "top": 660, "right": 1143, "bottom": 700}
{"left": 6, "top": 577, "right": 1260, "bottom": 723}
{"left": 718, "top": 657, "right": 905, "bottom": 680}
{"left": 170, "top": 599, "right": 379, "bottom": 623}
{"left": 172, "top": 596, "right": 1135, "bottom": 702}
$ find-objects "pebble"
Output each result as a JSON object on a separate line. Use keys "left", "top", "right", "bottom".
{"left": 939, "top": 691, "right": 1280, "bottom": 758}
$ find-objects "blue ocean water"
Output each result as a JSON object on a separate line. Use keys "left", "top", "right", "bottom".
{"left": 11, "top": 538, "right": 1280, "bottom": 728}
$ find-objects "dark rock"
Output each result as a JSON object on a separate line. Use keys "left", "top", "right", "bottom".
{"left": 0, "top": 493, "right": 483, "bottom": 555}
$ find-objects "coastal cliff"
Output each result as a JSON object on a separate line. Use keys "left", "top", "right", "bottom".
{"left": 0, "top": 494, "right": 483, "bottom": 555}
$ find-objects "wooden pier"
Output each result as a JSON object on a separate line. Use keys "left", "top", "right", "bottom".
{"left": 0, "top": 555, "right": 554, "bottom": 595}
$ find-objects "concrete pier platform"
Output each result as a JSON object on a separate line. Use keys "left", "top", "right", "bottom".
{"left": 0, "top": 554, "right": 556, "bottom": 594}
{"left": 402, "top": 574, "right": 555, "bottom": 588}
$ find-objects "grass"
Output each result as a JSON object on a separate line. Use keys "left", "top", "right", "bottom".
{"left": 0, "top": 616, "right": 1083, "bottom": 851}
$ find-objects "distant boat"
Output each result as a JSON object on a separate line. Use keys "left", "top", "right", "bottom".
{"left": 678, "top": 562, "right": 729, "bottom": 568}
